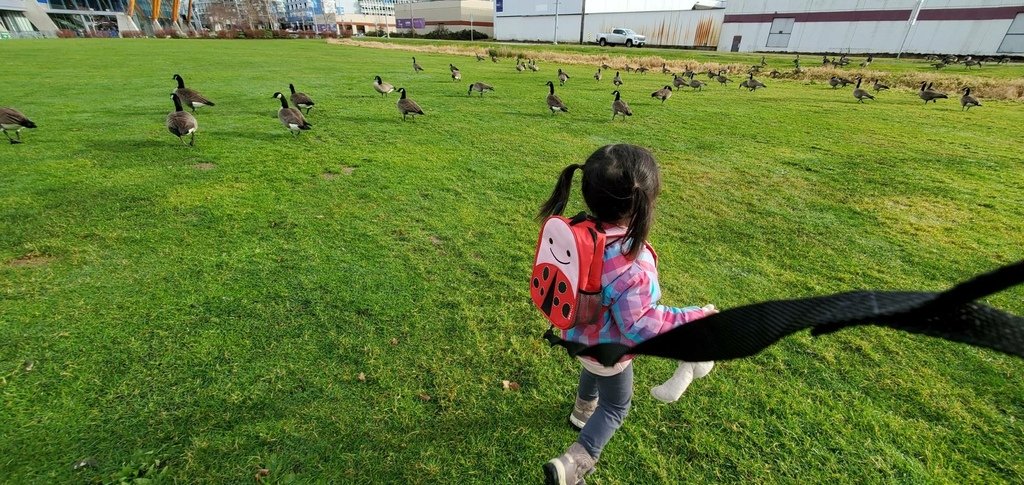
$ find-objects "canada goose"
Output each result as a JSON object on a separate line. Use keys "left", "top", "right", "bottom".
{"left": 373, "top": 75, "right": 395, "bottom": 97}
{"left": 545, "top": 81, "right": 568, "bottom": 114}
{"left": 450, "top": 64, "right": 461, "bottom": 81}
{"left": 687, "top": 73, "right": 706, "bottom": 91}
{"left": 0, "top": 107, "right": 37, "bottom": 144}
{"left": 838, "top": 77, "right": 854, "bottom": 87}
{"left": 272, "top": 92, "right": 311, "bottom": 136}
{"left": 558, "top": 68, "right": 570, "bottom": 86}
{"left": 636, "top": 66, "right": 649, "bottom": 74}
{"left": 738, "top": 78, "right": 749, "bottom": 90}
{"left": 662, "top": 63, "right": 671, "bottom": 74}
{"left": 612, "top": 71, "right": 622, "bottom": 86}
{"left": 594, "top": 68, "right": 603, "bottom": 81}
{"left": 964, "top": 57, "right": 982, "bottom": 69}
{"left": 476, "top": 53, "right": 485, "bottom": 62}
{"left": 769, "top": 69, "right": 781, "bottom": 78}
{"left": 872, "top": 79, "right": 889, "bottom": 92}
{"left": 651, "top": 85, "right": 672, "bottom": 104}
{"left": 611, "top": 90, "right": 632, "bottom": 121}
{"left": 852, "top": 77, "right": 874, "bottom": 102}
{"left": 396, "top": 87, "right": 424, "bottom": 120}
{"left": 745, "top": 74, "right": 766, "bottom": 91}
{"left": 829, "top": 76, "right": 841, "bottom": 89}
{"left": 932, "top": 62, "right": 947, "bottom": 70}
{"left": 624, "top": 64, "right": 634, "bottom": 73}
{"left": 822, "top": 55, "right": 831, "bottom": 65}
{"left": 760, "top": 56, "right": 767, "bottom": 66}
{"left": 289, "top": 83, "right": 315, "bottom": 115}
{"left": 919, "top": 81, "right": 948, "bottom": 103}
{"left": 528, "top": 59, "right": 540, "bottom": 71}
{"left": 682, "top": 66, "right": 694, "bottom": 78}
{"left": 466, "top": 81, "right": 493, "bottom": 96}
{"left": 715, "top": 70, "right": 731, "bottom": 84}
{"left": 672, "top": 73, "right": 686, "bottom": 89}
{"left": 706, "top": 70, "right": 717, "bottom": 79}
{"left": 468, "top": 82, "right": 494, "bottom": 97}
{"left": 413, "top": 57, "right": 424, "bottom": 73}
{"left": 601, "top": 63, "right": 611, "bottom": 70}
{"left": 172, "top": 74, "right": 214, "bottom": 112}
{"left": 166, "top": 93, "right": 197, "bottom": 147}
{"left": 961, "top": 87, "right": 981, "bottom": 111}
{"left": 516, "top": 60, "right": 526, "bottom": 73}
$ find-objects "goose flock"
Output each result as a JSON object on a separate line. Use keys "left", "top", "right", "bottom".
{"left": 1, "top": 52, "right": 998, "bottom": 148}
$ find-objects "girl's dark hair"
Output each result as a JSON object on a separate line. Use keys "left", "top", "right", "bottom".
{"left": 537, "top": 144, "right": 660, "bottom": 259}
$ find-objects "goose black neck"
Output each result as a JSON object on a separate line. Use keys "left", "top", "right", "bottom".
{"left": 278, "top": 96, "right": 289, "bottom": 109}
{"left": 375, "top": 75, "right": 381, "bottom": 83}
{"left": 400, "top": 89, "right": 407, "bottom": 99}
{"left": 548, "top": 83, "right": 554, "bottom": 95}
{"left": 172, "top": 94, "right": 184, "bottom": 112}
{"left": 174, "top": 75, "right": 185, "bottom": 89}
{"left": 613, "top": 91, "right": 620, "bottom": 100}
{"left": 290, "top": 84, "right": 296, "bottom": 94}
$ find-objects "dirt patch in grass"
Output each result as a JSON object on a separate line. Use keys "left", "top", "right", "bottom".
{"left": 194, "top": 163, "right": 216, "bottom": 171}
{"left": 323, "top": 167, "right": 355, "bottom": 179}
{"left": 8, "top": 254, "right": 54, "bottom": 268}
{"left": 429, "top": 235, "right": 442, "bottom": 246}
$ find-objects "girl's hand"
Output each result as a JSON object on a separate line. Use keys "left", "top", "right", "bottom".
{"left": 702, "top": 304, "right": 719, "bottom": 315}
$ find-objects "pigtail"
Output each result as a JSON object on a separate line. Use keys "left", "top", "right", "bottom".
{"left": 537, "top": 164, "right": 583, "bottom": 219}
{"left": 623, "top": 185, "right": 655, "bottom": 259}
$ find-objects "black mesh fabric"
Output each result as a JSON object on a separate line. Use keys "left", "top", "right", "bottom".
{"left": 545, "top": 260, "right": 1024, "bottom": 367}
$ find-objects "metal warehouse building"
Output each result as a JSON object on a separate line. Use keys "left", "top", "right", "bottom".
{"left": 494, "top": 0, "right": 725, "bottom": 47}
{"left": 719, "top": 0, "right": 1024, "bottom": 55}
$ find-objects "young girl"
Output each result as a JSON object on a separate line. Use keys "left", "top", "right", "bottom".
{"left": 539, "top": 144, "right": 717, "bottom": 485}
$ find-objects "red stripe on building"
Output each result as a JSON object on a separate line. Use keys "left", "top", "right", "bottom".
{"left": 917, "top": 6, "right": 1023, "bottom": 21}
{"left": 724, "top": 10, "right": 911, "bottom": 23}
{"left": 424, "top": 20, "right": 494, "bottom": 27}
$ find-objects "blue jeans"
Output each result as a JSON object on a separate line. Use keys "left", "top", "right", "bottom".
{"left": 576, "top": 365, "right": 633, "bottom": 459}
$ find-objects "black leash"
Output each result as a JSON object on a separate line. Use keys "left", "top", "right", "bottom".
{"left": 545, "top": 260, "right": 1024, "bottom": 366}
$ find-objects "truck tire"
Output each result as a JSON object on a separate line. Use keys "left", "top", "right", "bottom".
{"left": 599, "top": 38, "right": 607, "bottom": 46}
{"left": 625, "top": 39, "right": 633, "bottom": 47}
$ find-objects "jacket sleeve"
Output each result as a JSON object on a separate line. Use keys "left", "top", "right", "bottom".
{"left": 607, "top": 270, "right": 710, "bottom": 345}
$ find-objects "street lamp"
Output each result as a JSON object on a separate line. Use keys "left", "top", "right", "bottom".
{"left": 552, "top": 0, "right": 559, "bottom": 44}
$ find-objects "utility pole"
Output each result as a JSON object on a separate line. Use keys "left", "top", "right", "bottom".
{"left": 898, "top": 0, "right": 926, "bottom": 58}
{"left": 552, "top": 0, "right": 559, "bottom": 44}
{"left": 578, "top": 0, "right": 585, "bottom": 44}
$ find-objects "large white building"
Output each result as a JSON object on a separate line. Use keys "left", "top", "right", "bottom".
{"left": 494, "top": 0, "right": 725, "bottom": 47}
{"left": 719, "top": 0, "right": 1024, "bottom": 55}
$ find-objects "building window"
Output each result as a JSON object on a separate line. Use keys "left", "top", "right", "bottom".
{"left": 766, "top": 17, "right": 794, "bottom": 48}
{"left": 998, "top": 13, "right": 1024, "bottom": 53}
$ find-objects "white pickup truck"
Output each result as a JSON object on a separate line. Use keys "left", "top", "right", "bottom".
{"left": 596, "top": 28, "right": 646, "bottom": 47}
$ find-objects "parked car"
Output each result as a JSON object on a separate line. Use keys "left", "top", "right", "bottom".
{"left": 596, "top": 28, "right": 646, "bottom": 47}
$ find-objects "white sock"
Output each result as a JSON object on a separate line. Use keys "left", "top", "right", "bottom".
{"left": 650, "top": 361, "right": 714, "bottom": 403}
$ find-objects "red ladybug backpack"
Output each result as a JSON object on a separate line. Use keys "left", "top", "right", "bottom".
{"left": 530, "top": 212, "right": 626, "bottom": 330}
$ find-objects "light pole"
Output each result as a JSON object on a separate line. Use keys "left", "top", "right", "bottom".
{"left": 552, "top": 0, "right": 559, "bottom": 44}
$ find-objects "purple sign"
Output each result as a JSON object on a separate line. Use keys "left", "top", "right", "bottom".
{"left": 396, "top": 18, "right": 426, "bottom": 29}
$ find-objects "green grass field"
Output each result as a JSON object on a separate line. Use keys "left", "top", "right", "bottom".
{"left": 1, "top": 39, "right": 1023, "bottom": 484}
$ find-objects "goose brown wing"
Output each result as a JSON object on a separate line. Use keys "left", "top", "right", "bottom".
{"left": 279, "top": 107, "right": 309, "bottom": 127}
{"left": 166, "top": 111, "right": 197, "bottom": 136}
{"left": 291, "top": 92, "right": 314, "bottom": 106}
{"left": 399, "top": 98, "right": 423, "bottom": 114}
{"left": 547, "top": 94, "right": 566, "bottom": 110}
{"left": 0, "top": 107, "right": 32, "bottom": 126}
{"left": 175, "top": 87, "right": 214, "bottom": 106}
{"left": 613, "top": 99, "right": 632, "bottom": 115}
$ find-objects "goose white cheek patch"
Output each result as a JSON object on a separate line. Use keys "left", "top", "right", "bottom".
{"left": 531, "top": 218, "right": 581, "bottom": 329}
